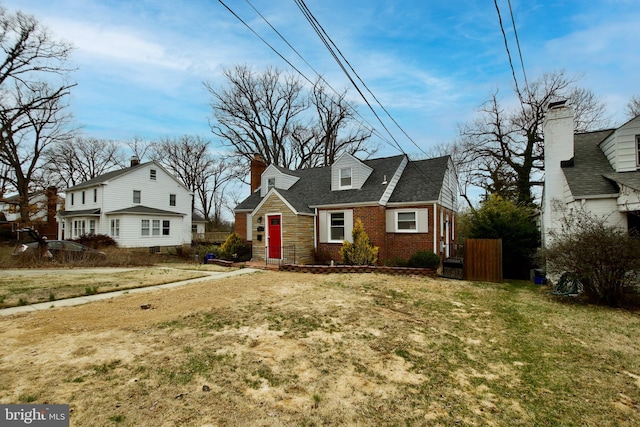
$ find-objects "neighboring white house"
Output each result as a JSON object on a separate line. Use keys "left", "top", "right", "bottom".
{"left": 542, "top": 101, "right": 640, "bottom": 248}
{"left": 58, "top": 159, "right": 193, "bottom": 249}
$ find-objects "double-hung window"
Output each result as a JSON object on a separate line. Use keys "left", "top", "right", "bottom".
{"left": 169, "top": 194, "right": 176, "bottom": 206}
{"left": 110, "top": 219, "right": 120, "bottom": 237}
{"left": 396, "top": 211, "right": 417, "bottom": 232}
{"left": 152, "top": 220, "right": 161, "bottom": 236}
{"left": 133, "top": 190, "right": 141, "bottom": 204}
{"left": 330, "top": 212, "right": 345, "bottom": 241}
{"left": 141, "top": 219, "right": 150, "bottom": 236}
{"left": 339, "top": 167, "right": 352, "bottom": 189}
{"left": 162, "top": 220, "right": 170, "bottom": 235}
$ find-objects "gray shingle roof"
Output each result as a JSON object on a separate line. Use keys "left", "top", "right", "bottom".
{"left": 235, "top": 154, "right": 451, "bottom": 213}
{"left": 58, "top": 208, "right": 101, "bottom": 217}
{"left": 562, "top": 129, "right": 619, "bottom": 197}
{"left": 65, "top": 162, "right": 149, "bottom": 191}
{"left": 388, "top": 156, "right": 450, "bottom": 203}
{"left": 106, "top": 205, "right": 185, "bottom": 216}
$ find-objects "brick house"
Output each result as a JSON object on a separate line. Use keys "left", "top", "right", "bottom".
{"left": 234, "top": 153, "right": 459, "bottom": 265}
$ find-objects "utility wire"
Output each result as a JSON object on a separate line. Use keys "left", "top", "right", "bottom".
{"left": 242, "top": 0, "right": 397, "bottom": 150}
{"left": 507, "top": 0, "right": 529, "bottom": 92}
{"left": 493, "top": 0, "right": 524, "bottom": 105}
{"left": 293, "top": 0, "right": 407, "bottom": 155}
{"left": 294, "top": 0, "right": 430, "bottom": 158}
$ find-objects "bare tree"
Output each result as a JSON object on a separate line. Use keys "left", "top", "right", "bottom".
{"left": 454, "top": 70, "right": 608, "bottom": 206}
{"left": 206, "top": 65, "right": 375, "bottom": 170}
{"left": 626, "top": 95, "right": 640, "bottom": 119}
{"left": 196, "top": 156, "right": 243, "bottom": 227}
{"left": 149, "top": 135, "right": 243, "bottom": 222}
{"left": 43, "top": 136, "right": 125, "bottom": 187}
{"left": 0, "top": 7, "right": 75, "bottom": 223}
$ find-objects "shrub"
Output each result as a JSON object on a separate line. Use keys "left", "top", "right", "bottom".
{"left": 73, "top": 234, "right": 117, "bottom": 249}
{"left": 340, "top": 218, "right": 378, "bottom": 266}
{"left": 220, "top": 232, "right": 251, "bottom": 262}
{"left": 544, "top": 208, "right": 640, "bottom": 307}
{"left": 461, "top": 195, "right": 539, "bottom": 279}
{"left": 407, "top": 250, "right": 440, "bottom": 269}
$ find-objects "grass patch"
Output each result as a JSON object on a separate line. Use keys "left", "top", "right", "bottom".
{"left": 0, "top": 267, "right": 210, "bottom": 308}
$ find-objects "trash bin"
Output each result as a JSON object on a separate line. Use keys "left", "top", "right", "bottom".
{"left": 533, "top": 268, "right": 546, "bottom": 285}
{"left": 204, "top": 253, "right": 215, "bottom": 264}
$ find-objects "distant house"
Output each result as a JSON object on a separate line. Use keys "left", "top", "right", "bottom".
{"left": 542, "top": 102, "right": 640, "bottom": 247}
{"left": 234, "top": 153, "right": 459, "bottom": 265}
{"left": 58, "top": 158, "right": 193, "bottom": 249}
{"left": 0, "top": 187, "right": 62, "bottom": 239}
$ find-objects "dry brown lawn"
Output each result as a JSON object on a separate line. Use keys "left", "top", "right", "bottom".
{"left": 0, "top": 270, "right": 639, "bottom": 426}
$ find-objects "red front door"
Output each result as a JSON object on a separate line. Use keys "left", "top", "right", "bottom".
{"left": 267, "top": 215, "right": 281, "bottom": 259}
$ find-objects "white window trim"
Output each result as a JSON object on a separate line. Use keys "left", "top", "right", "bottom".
{"left": 636, "top": 135, "right": 640, "bottom": 167}
{"left": 395, "top": 210, "right": 418, "bottom": 233}
{"left": 329, "top": 211, "right": 346, "bottom": 243}
{"left": 339, "top": 167, "right": 352, "bottom": 189}
{"left": 267, "top": 177, "right": 276, "bottom": 191}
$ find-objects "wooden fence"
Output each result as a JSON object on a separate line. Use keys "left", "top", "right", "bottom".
{"left": 192, "top": 232, "right": 231, "bottom": 244}
{"left": 464, "top": 238, "right": 503, "bottom": 283}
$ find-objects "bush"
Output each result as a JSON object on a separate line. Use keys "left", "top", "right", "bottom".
{"left": 461, "top": 195, "right": 539, "bottom": 279}
{"left": 340, "top": 218, "right": 378, "bottom": 265}
{"left": 544, "top": 208, "right": 640, "bottom": 307}
{"left": 407, "top": 250, "right": 440, "bottom": 269}
{"left": 72, "top": 234, "right": 117, "bottom": 249}
{"left": 220, "top": 232, "right": 251, "bottom": 262}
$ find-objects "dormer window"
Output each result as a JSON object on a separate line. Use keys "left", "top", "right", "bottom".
{"left": 340, "top": 167, "right": 352, "bottom": 189}
{"left": 267, "top": 177, "right": 276, "bottom": 191}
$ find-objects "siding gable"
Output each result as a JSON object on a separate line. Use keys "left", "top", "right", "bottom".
{"left": 260, "top": 165, "right": 300, "bottom": 197}
{"left": 600, "top": 116, "right": 640, "bottom": 172}
{"left": 331, "top": 152, "right": 373, "bottom": 191}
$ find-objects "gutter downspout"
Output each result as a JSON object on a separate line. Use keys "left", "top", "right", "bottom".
{"left": 314, "top": 208, "right": 318, "bottom": 253}
{"left": 433, "top": 204, "right": 438, "bottom": 254}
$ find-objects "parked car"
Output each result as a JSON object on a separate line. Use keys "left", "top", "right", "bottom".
{"left": 13, "top": 240, "right": 106, "bottom": 260}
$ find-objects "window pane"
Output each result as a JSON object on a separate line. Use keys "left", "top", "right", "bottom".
{"left": 152, "top": 219, "right": 160, "bottom": 235}
{"left": 162, "top": 220, "right": 170, "bottom": 236}
{"left": 397, "top": 212, "right": 416, "bottom": 230}
{"left": 330, "top": 213, "right": 345, "bottom": 240}
{"left": 340, "top": 168, "right": 351, "bottom": 187}
{"left": 169, "top": 194, "right": 176, "bottom": 206}
{"left": 133, "top": 190, "right": 141, "bottom": 203}
{"left": 141, "top": 219, "right": 150, "bottom": 236}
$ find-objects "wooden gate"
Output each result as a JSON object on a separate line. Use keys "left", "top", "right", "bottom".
{"left": 464, "top": 238, "right": 503, "bottom": 283}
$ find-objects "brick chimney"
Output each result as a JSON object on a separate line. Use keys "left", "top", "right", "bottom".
{"left": 130, "top": 156, "right": 140, "bottom": 167}
{"left": 250, "top": 154, "right": 267, "bottom": 193}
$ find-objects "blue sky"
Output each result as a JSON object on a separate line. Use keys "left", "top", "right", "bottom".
{"left": 5, "top": 0, "right": 640, "bottom": 159}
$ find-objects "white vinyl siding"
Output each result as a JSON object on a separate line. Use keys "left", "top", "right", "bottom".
{"left": 64, "top": 163, "right": 192, "bottom": 247}
{"left": 331, "top": 153, "right": 373, "bottom": 191}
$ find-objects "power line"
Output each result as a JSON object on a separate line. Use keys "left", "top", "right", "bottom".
{"left": 242, "top": 0, "right": 397, "bottom": 150}
{"left": 294, "top": 0, "right": 430, "bottom": 158}
{"left": 507, "top": 0, "right": 529, "bottom": 92}
{"left": 493, "top": 0, "right": 524, "bottom": 105}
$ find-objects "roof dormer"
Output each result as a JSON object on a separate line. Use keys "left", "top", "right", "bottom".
{"left": 331, "top": 153, "right": 373, "bottom": 191}
{"left": 260, "top": 165, "right": 300, "bottom": 197}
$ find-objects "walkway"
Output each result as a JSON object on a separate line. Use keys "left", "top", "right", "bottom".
{"left": 0, "top": 267, "right": 261, "bottom": 317}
